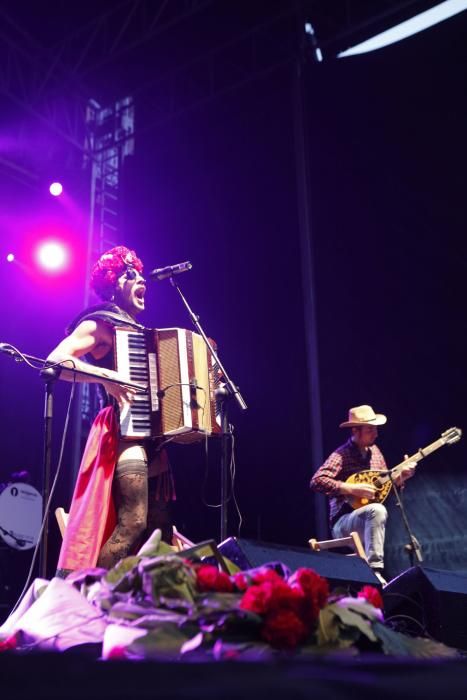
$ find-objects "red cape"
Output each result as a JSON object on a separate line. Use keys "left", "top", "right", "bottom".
{"left": 57, "top": 406, "right": 118, "bottom": 572}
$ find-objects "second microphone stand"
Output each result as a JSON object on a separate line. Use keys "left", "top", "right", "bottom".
{"left": 169, "top": 276, "right": 247, "bottom": 542}
{"left": 387, "top": 471, "right": 423, "bottom": 568}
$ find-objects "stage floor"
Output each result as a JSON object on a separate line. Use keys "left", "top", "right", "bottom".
{"left": 2, "top": 651, "right": 467, "bottom": 700}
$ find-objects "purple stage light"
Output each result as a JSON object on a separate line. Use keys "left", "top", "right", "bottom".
{"left": 6, "top": 253, "right": 15, "bottom": 262}
{"left": 36, "top": 241, "right": 69, "bottom": 272}
{"left": 49, "top": 182, "right": 63, "bottom": 197}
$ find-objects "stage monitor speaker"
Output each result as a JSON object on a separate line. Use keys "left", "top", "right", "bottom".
{"left": 383, "top": 566, "right": 467, "bottom": 649}
{"left": 216, "top": 538, "right": 380, "bottom": 592}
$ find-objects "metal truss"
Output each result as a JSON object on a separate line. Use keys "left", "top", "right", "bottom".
{"left": 0, "top": 1, "right": 437, "bottom": 158}
{"left": 45, "top": 0, "right": 215, "bottom": 79}
{"left": 129, "top": 6, "right": 299, "bottom": 132}
{"left": 0, "top": 0, "right": 213, "bottom": 170}
{"left": 85, "top": 1, "right": 437, "bottom": 133}
{"left": 0, "top": 9, "right": 88, "bottom": 152}
{"left": 84, "top": 96, "right": 135, "bottom": 303}
{"left": 71, "top": 94, "right": 135, "bottom": 486}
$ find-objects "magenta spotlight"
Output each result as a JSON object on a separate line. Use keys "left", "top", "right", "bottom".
{"left": 49, "top": 182, "right": 63, "bottom": 197}
{"left": 6, "top": 253, "right": 15, "bottom": 262}
{"left": 36, "top": 241, "right": 69, "bottom": 272}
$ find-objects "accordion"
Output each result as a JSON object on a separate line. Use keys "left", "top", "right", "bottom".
{"left": 114, "top": 327, "right": 222, "bottom": 443}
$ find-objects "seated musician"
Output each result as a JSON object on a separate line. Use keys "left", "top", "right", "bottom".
{"left": 47, "top": 246, "right": 174, "bottom": 577}
{"left": 310, "top": 405, "right": 415, "bottom": 585}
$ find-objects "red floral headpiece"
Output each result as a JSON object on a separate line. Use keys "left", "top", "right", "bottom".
{"left": 90, "top": 245, "right": 144, "bottom": 300}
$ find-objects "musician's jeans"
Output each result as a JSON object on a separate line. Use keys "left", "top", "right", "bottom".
{"left": 332, "top": 503, "right": 387, "bottom": 570}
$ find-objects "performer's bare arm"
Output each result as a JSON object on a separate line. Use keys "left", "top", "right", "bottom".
{"left": 46, "top": 320, "right": 136, "bottom": 406}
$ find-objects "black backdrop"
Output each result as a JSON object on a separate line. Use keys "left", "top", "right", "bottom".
{"left": 0, "top": 9, "right": 466, "bottom": 585}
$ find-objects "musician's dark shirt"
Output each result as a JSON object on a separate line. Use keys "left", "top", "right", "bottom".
{"left": 310, "top": 437, "right": 387, "bottom": 526}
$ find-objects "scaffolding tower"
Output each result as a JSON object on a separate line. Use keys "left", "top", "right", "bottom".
{"left": 84, "top": 96, "right": 135, "bottom": 302}
{"left": 70, "top": 96, "right": 135, "bottom": 486}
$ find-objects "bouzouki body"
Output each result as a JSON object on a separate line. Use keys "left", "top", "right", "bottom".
{"left": 346, "top": 470, "right": 392, "bottom": 509}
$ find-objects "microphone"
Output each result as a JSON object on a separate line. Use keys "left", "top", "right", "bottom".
{"left": 189, "top": 378, "right": 201, "bottom": 409}
{"left": 148, "top": 261, "right": 192, "bottom": 281}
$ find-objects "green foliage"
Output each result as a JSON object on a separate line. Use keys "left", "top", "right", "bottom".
{"left": 317, "top": 598, "right": 380, "bottom": 647}
{"left": 372, "top": 621, "right": 458, "bottom": 658}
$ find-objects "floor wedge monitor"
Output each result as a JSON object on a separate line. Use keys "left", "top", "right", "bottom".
{"left": 215, "top": 537, "right": 381, "bottom": 592}
{"left": 383, "top": 565, "right": 467, "bottom": 649}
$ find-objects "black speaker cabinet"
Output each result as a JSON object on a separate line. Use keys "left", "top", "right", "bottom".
{"left": 216, "top": 537, "right": 380, "bottom": 592}
{"left": 383, "top": 566, "right": 467, "bottom": 649}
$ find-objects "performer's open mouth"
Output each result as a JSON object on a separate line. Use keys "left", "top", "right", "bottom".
{"left": 134, "top": 286, "right": 146, "bottom": 301}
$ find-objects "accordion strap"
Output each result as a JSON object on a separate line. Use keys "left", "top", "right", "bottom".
{"left": 66, "top": 303, "right": 145, "bottom": 335}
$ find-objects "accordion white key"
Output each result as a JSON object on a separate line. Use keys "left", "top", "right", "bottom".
{"left": 114, "top": 327, "right": 222, "bottom": 443}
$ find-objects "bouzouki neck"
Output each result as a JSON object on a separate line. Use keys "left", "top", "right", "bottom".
{"left": 391, "top": 437, "right": 445, "bottom": 478}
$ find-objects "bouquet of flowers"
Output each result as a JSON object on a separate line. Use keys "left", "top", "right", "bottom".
{"left": 0, "top": 534, "right": 458, "bottom": 660}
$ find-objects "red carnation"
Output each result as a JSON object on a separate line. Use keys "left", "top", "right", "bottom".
{"left": 240, "top": 577, "right": 304, "bottom": 617}
{"left": 251, "top": 569, "right": 284, "bottom": 586}
{"left": 261, "top": 609, "right": 309, "bottom": 649}
{"left": 239, "top": 567, "right": 331, "bottom": 649}
{"left": 196, "top": 565, "right": 234, "bottom": 593}
{"left": 233, "top": 572, "right": 249, "bottom": 591}
{"left": 268, "top": 579, "right": 304, "bottom": 615}
{"left": 240, "top": 582, "right": 273, "bottom": 615}
{"left": 290, "top": 568, "right": 329, "bottom": 605}
{"left": 358, "top": 585, "right": 384, "bottom": 610}
{"left": 289, "top": 568, "right": 329, "bottom": 624}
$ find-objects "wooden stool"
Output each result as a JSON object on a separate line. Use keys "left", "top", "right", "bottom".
{"left": 308, "top": 531, "right": 367, "bottom": 561}
{"left": 54, "top": 506, "right": 69, "bottom": 538}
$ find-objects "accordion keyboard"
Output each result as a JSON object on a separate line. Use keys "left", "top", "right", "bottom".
{"left": 115, "top": 329, "right": 153, "bottom": 438}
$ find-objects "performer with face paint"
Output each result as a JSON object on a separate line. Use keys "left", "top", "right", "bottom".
{"left": 47, "top": 246, "right": 174, "bottom": 577}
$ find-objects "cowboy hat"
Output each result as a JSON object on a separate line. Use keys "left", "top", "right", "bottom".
{"left": 339, "top": 405, "right": 387, "bottom": 428}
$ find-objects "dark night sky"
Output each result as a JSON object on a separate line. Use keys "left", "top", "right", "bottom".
{"left": 0, "top": 2, "right": 466, "bottom": 577}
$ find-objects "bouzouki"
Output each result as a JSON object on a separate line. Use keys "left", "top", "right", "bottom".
{"left": 345, "top": 427, "right": 462, "bottom": 510}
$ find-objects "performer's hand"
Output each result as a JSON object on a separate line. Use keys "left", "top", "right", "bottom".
{"left": 343, "top": 483, "right": 377, "bottom": 500}
{"left": 398, "top": 454, "right": 417, "bottom": 484}
{"left": 101, "top": 372, "right": 139, "bottom": 409}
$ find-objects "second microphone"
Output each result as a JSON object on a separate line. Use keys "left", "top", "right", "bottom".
{"left": 148, "top": 261, "right": 192, "bottom": 281}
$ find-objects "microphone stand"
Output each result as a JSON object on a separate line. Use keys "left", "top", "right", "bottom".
{"left": 0, "top": 344, "right": 146, "bottom": 578}
{"left": 168, "top": 277, "right": 247, "bottom": 542}
{"left": 387, "top": 470, "right": 423, "bottom": 568}
{"left": 39, "top": 365, "right": 60, "bottom": 577}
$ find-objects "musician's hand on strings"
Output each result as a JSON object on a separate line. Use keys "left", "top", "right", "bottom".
{"left": 396, "top": 454, "right": 417, "bottom": 486}
{"left": 341, "top": 482, "right": 377, "bottom": 500}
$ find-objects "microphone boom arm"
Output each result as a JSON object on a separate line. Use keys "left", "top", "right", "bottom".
{"left": 169, "top": 277, "right": 247, "bottom": 411}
